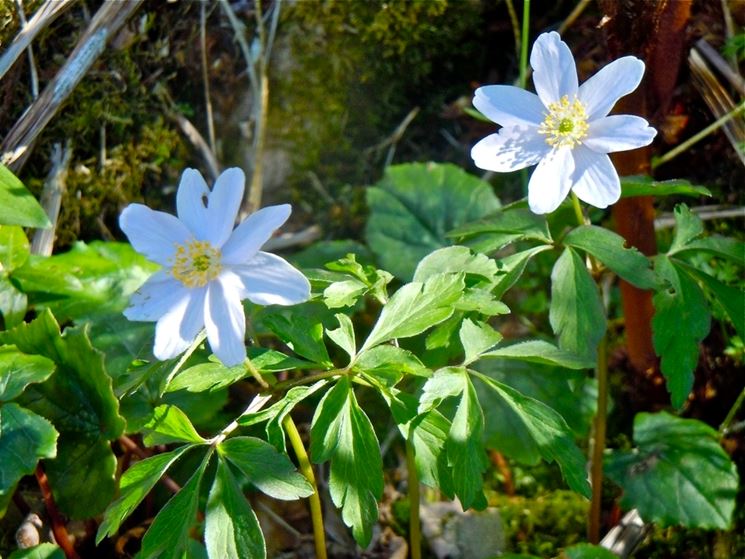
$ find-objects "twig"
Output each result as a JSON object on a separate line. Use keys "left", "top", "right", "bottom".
{"left": 600, "top": 509, "right": 648, "bottom": 559}
{"left": 557, "top": 0, "right": 593, "bottom": 35}
{"left": 262, "top": 225, "right": 322, "bottom": 251}
{"left": 13, "top": 0, "right": 39, "bottom": 99}
{"left": 35, "top": 464, "right": 80, "bottom": 559}
{"left": 31, "top": 142, "right": 72, "bottom": 256}
{"left": 694, "top": 39, "right": 745, "bottom": 96}
{"left": 118, "top": 436, "right": 182, "bottom": 495}
{"left": 255, "top": 499, "right": 302, "bottom": 540}
{"left": 168, "top": 109, "right": 220, "bottom": 181}
{"left": 1, "top": 0, "right": 144, "bottom": 172}
{"left": 504, "top": 0, "right": 521, "bottom": 60}
{"left": 200, "top": 1, "right": 217, "bottom": 155}
{"left": 654, "top": 206, "right": 745, "bottom": 230}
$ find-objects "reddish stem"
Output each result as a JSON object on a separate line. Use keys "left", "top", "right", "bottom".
{"left": 35, "top": 464, "right": 80, "bottom": 559}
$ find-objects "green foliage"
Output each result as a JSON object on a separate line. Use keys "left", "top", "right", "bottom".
{"left": 0, "top": 165, "right": 50, "bottom": 229}
{"left": 449, "top": 205, "right": 553, "bottom": 254}
{"left": 620, "top": 175, "right": 712, "bottom": 198}
{"left": 605, "top": 412, "right": 739, "bottom": 529}
{"left": 7, "top": 543, "right": 65, "bottom": 559}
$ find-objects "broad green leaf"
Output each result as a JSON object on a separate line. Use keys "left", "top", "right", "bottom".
{"left": 205, "top": 458, "right": 266, "bottom": 559}
{"left": 0, "top": 346, "right": 55, "bottom": 401}
{"left": 355, "top": 345, "right": 430, "bottom": 387}
{"left": 473, "top": 371, "right": 591, "bottom": 497}
{"left": 262, "top": 304, "right": 332, "bottom": 367}
{"left": 482, "top": 340, "right": 594, "bottom": 369}
{"left": 0, "top": 225, "right": 30, "bottom": 271}
{"left": 448, "top": 207, "right": 552, "bottom": 254}
{"left": 459, "top": 319, "right": 502, "bottom": 365}
{"left": 220, "top": 436, "right": 313, "bottom": 500}
{"left": 652, "top": 257, "right": 710, "bottom": 408}
{"left": 139, "top": 453, "right": 210, "bottom": 559}
{"left": 564, "top": 225, "right": 657, "bottom": 289}
{"left": 669, "top": 204, "right": 704, "bottom": 253}
{"left": 605, "top": 412, "right": 738, "bottom": 529}
{"left": 549, "top": 248, "right": 606, "bottom": 361}
{"left": 410, "top": 409, "right": 454, "bottom": 494}
{"left": 0, "top": 275, "right": 26, "bottom": 328}
{"left": 492, "top": 245, "right": 553, "bottom": 300}
{"left": 324, "top": 278, "right": 368, "bottom": 308}
{"left": 360, "top": 272, "right": 465, "bottom": 351}
{"left": 7, "top": 543, "right": 65, "bottom": 559}
{"left": 446, "top": 373, "right": 488, "bottom": 509}
{"left": 97, "top": 445, "right": 193, "bottom": 542}
{"left": 562, "top": 543, "right": 619, "bottom": 559}
{"left": 0, "top": 164, "right": 50, "bottom": 228}
{"left": 310, "top": 378, "right": 383, "bottom": 546}
{"left": 327, "top": 313, "right": 356, "bottom": 361}
{"left": 365, "top": 162, "right": 501, "bottom": 280}
{"left": 681, "top": 264, "right": 744, "bottom": 340}
{"left": 143, "top": 405, "right": 206, "bottom": 446}
{"left": 413, "top": 246, "right": 498, "bottom": 284}
{"left": 620, "top": 175, "right": 712, "bottom": 198}
{"left": 419, "top": 366, "right": 468, "bottom": 413}
{"left": 0, "top": 404, "right": 58, "bottom": 516}
{"left": 672, "top": 236, "right": 745, "bottom": 263}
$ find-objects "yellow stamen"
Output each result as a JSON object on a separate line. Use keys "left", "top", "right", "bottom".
{"left": 171, "top": 239, "right": 222, "bottom": 288}
{"left": 538, "top": 95, "right": 589, "bottom": 148}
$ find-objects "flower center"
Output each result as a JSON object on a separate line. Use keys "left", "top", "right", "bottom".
{"left": 538, "top": 95, "right": 589, "bottom": 148}
{"left": 171, "top": 239, "right": 222, "bottom": 288}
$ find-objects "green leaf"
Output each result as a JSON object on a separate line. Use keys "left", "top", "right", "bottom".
{"left": 564, "top": 225, "right": 657, "bottom": 289}
{"left": 365, "top": 162, "right": 501, "bottom": 280}
{"left": 0, "top": 404, "right": 58, "bottom": 516}
{"left": 605, "top": 412, "right": 738, "bottom": 529}
{"left": 549, "top": 247, "right": 606, "bottom": 361}
{"left": 448, "top": 207, "right": 552, "bottom": 254}
{"left": 321, "top": 253, "right": 393, "bottom": 306}
{"left": 459, "top": 318, "right": 502, "bottom": 365}
{"left": 620, "top": 176, "right": 712, "bottom": 198}
{"left": 0, "top": 276, "right": 27, "bottom": 328}
{"left": 220, "top": 436, "right": 313, "bottom": 500}
{"left": 139, "top": 452, "right": 210, "bottom": 559}
{"left": 410, "top": 409, "right": 454, "bottom": 494}
{"left": 0, "top": 225, "right": 30, "bottom": 271}
{"left": 205, "top": 457, "right": 266, "bottom": 559}
{"left": 413, "top": 246, "right": 499, "bottom": 284}
{"left": 327, "top": 313, "right": 356, "bottom": 361}
{"left": 473, "top": 371, "right": 591, "bottom": 497}
{"left": 310, "top": 378, "right": 383, "bottom": 546}
{"left": 7, "top": 543, "right": 66, "bottom": 559}
{"left": 360, "top": 272, "right": 465, "bottom": 352}
{"left": 0, "top": 346, "right": 55, "bottom": 401}
{"left": 652, "top": 257, "right": 710, "bottom": 408}
{"left": 419, "top": 366, "right": 468, "bottom": 413}
{"left": 355, "top": 345, "right": 430, "bottom": 387}
{"left": 262, "top": 304, "right": 332, "bottom": 367}
{"left": 481, "top": 340, "right": 594, "bottom": 369}
{"left": 446, "top": 372, "right": 488, "bottom": 509}
{"left": 143, "top": 405, "right": 206, "bottom": 446}
{"left": 669, "top": 204, "right": 704, "bottom": 253}
{"left": 562, "top": 543, "right": 619, "bottom": 559}
{"left": 324, "top": 278, "right": 369, "bottom": 308}
{"left": 0, "top": 164, "right": 50, "bottom": 228}
{"left": 292, "top": 240, "right": 374, "bottom": 270}
{"left": 671, "top": 236, "right": 745, "bottom": 263}
{"left": 681, "top": 264, "right": 744, "bottom": 340}
{"left": 492, "top": 245, "right": 553, "bottom": 300}
{"left": 97, "top": 445, "right": 193, "bottom": 542}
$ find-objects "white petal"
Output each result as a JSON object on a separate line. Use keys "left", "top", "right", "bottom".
{"left": 473, "top": 86, "right": 545, "bottom": 127}
{"left": 153, "top": 290, "right": 198, "bottom": 360}
{"left": 227, "top": 252, "right": 310, "bottom": 306}
{"left": 203, "top": 168, "right": 245, "bottom": 247}
{"left": 584, "top": 115, "right": 657, "bottom": 153}
{"left": 578, "top": 57, "right": 645, "bottom": 120}
{"left": 527, "top": 147, "right": 574, "bottom": 214}
{"left": 530, "top": 31, "right": 578, "bottom": 105}
{"left": 221, "top": 204, "right": 292, "bottom": 266}
{"left": 119, "top": 204, "right": 191, "bottom": 265}
{"left": 570, "top": 146, "right": 621, "bottom": 209}
{"left": 205, "top": 277, "right": 246, "bottom": 366}
{"left": 176, "top": 168, "right": 210, "bottom": 240}
{"left": 124, "top": 271, "right": 186, "bottom": 321}
{"left": 471, "top": 127, "right": 550, "bottom": 172}
{"left": 178, "top": 287, "right": 207, "bottom": 341}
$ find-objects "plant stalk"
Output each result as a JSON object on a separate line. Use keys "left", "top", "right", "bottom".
{"left": 720, "top": 386, "right": 745, "bottom": 436}
{"left": 518, "top": 0, "right": 531, "bottom": 193}
{"left": 283, "top": 414, "right": 328, "bottom": 559}
{"left": 406, "top": 439, "right": 422, "bottom": 559}
{"left": 588, "top": 335, "right": 609, "bottom": 543}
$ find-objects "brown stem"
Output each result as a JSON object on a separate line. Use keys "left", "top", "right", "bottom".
{"left": 35, "top": 464, "right": 80, "bottom": 559}
{"left": 488, "top": 450, "right": 515, "bottom": 497}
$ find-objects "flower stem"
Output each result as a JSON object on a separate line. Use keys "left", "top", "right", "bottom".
{"left": 571, "top": 192, "right": 587, "bottom": 226}
{"left": 588, "top": 335, "right": 609, "bottom": 544}
{"left": 283, "top": 414, "right": 327, "bottom": 559}
{"left": 406, "top": 439, "right": 422, "bottom": 559}
{"left": 518, "top": 0, "right": 531, "bottom": 90}
{"left": 652, "top": 99, "right": 745, "bottom": 169}
{"left": 720, "top": 386, "right": 745, "bottom": 436}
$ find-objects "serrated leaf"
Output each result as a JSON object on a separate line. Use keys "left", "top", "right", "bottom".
{"left": 0, "top": 275, "right": 27, "bottom": 328}
{"left": 327, "top": 313, "right": 356, "bottom": 360}
{"left": 262, "top": 304, "right": 332, "bottom": 367}
{"left": 0, "top": 346, "right": 55, "bottom": 401}
{"left": 493, "top": 245, "right": 553, "bottom": 300}
{"left": 549, "top": 248, "right": 606, "bottom": 361}
{"left": 143, "top": 405, "right": 206, "bottom": 446}
{"left": 0, "top": 164, "right": 50, "bottom": 228}
{"left": 410, "top": 409, "right": 454, "bottom": 494}
{"left": 652, "top": 257, "right": 710, "bottom": 408}
{"left": 355, "top": 345, "right": 430, "bottom": 387}
{"left": 605, "top": 412, "right": 738, "bottom": 529}
{"left": 459, "top": 319, "right": 503, "bottom": 365}
{"left": 0, "top": 225, "right": 30, "bottom": 271}
{"left": 413, "top": 246, "right": 499, "bottom": 285}
{"left": 361, "top": 272, "right": 465, "bottom": 351}
{"left": 473, "top": 371, "right": 591, "bottom": 497}
{"left": 139, "top": 452, "right": 210, "bottom": 559}
{"left": 323, "top": 278, "right": 368, "bottom": 308}
{"left": 220, "top": 436, "right": 313, "bottom": 500}
{"left": 419, "top": 366, "right": 467, "bottom": 414}
{"left": 672, "top": 236, "right": 745, "bottom": 263}
{"left": 620, "top": 176, "right": 712, "bottom": 198}
{"left": 564, "top": 225, "right": 657, "bottom": 289}
{"left": 681, "top": 264, "right": 744, "bottom": 340}
{"left": 97, "top": 445, "right": 193, "bottom": 542}
{"left": 7, "top": 543, "right": 66, "bottom": 559}
{"left": 0, "top": 404, "right": 58, "bottom": 516}
{"left": 448, "top": 207, "right": 552, "bottom": 254}
{"left": 366, "top": 162, "right": 501, "bottom": 280}
{"left": 310, "top": 378, "right": 383, "bottom": 546}
{"left": 205, "top": 458, "right": 266, "bottom": 559}
{"left": 482, "top": 340, "right": 594, "bottom": 369}
{"left": 669, "top": 204, "right": 704, "bottom": 253}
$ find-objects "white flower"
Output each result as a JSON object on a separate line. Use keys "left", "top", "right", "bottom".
{"left": 471, "top": 31, "right": 657, "bottom": 214}
{"left": 120, "top": 167, "right": 310, "bottom": 366}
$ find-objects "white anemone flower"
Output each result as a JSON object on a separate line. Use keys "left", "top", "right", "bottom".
{"left": 471, "top": 31, "right": 657, "bottom": 214}
{"left": 120, "top": 167, "right": 310, "bottom": 366}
